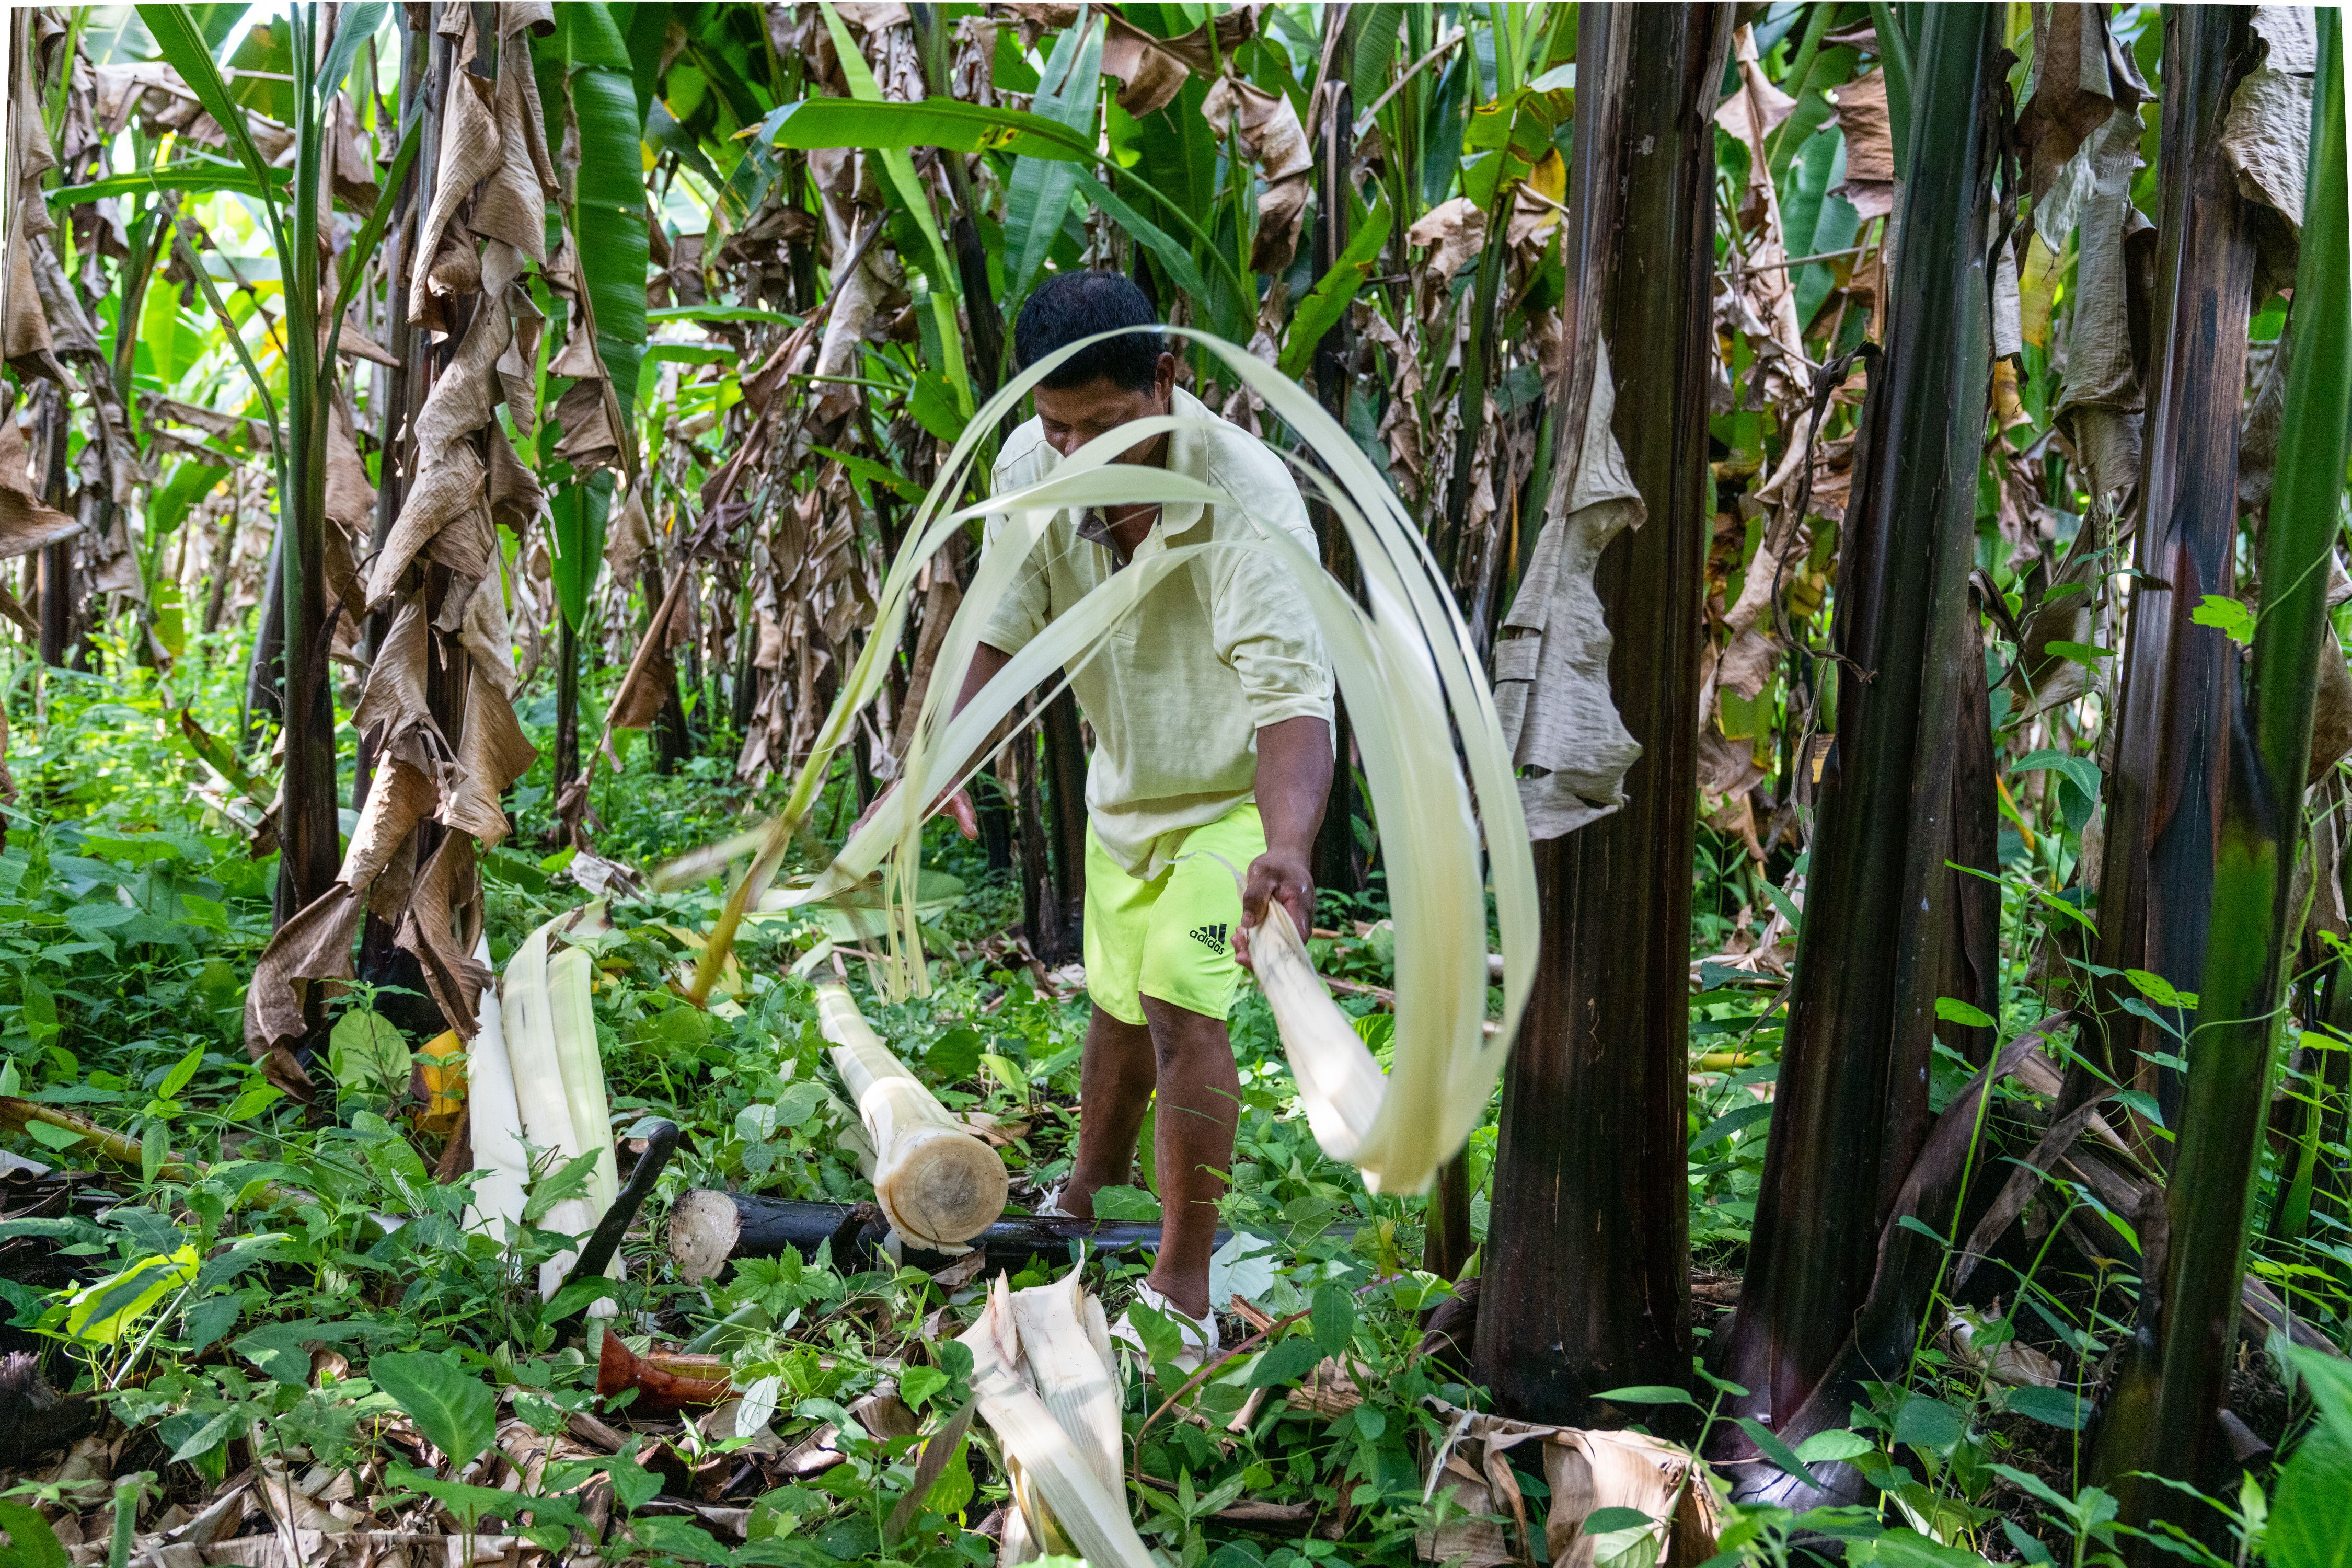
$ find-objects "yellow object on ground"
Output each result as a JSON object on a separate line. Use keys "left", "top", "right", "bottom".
{"left": 417, "top": 1030, "right": 465, "bottom": 1132}
{"left": 1081, "top": 801, "right": 1265, "bottom": 1025}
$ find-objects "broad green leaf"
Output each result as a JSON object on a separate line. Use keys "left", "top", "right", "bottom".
{"left": 1004, "top": 18, "right": 1103, "bottom": 302}
{"left": 1933, "top": 997, "right": 1992, "bottom": 1028}
{"left": 548, "top": 469, "right": 615, "bottom": 632}
{"left": 1794, "top": 1428, "right": 1875, "bottom": 1463}
{"left": 49, "top": 164, "right": 293, "bottom": 204}
{"left": 1351, "top": 5, "right": 1406, "bottom": 109}
{"left": 770, "top": 96, "right": 1091, "bottom": 162}
{"left": 1690, "top": 1100, "right": 1773, "bottom": 1154}
{"left": 21, "top": 976, "right": 58, "bottom": 1046}
{"left": 1309, "top": 1283, "right": 1356, "bottom": 1356}
{"left": 139, "top": 5, "right": 285, "bottom": 236}
{"left": 1279, "top": 197, "right": 1394, "bottom": 381}
{"left": 63, "top": 1247, "right": 199, "bottom": 1345}
{"left": 2123, "top": 969, "right": 2196, "bottom": 1010}
{"left": 896, "top": 1364, "right": 949, "bottom": 1410}
{"left": 24, "top": 1120, "right": 83, "bottom": 1153}
{"left": 1090, "top": 1184, "right": 1161, "bottom": 1222}
{"left": 814, "top": 2, "right": 968, "bottom": 408}
{"left": 565, "top": 47, "right": 652, "bottom": 420}
{"left": 1999, "top": 1385, "right": 2088, "bottom": 1429}
{"left": 1732, "top": 1416, "right": 1821, "bottom": 1489}
{"left": 0, "top": 1502, "right": 70, "bottom": 1568}
{"left": 2190, "top": 593, "right": 2256, "bottom": 646}
{"left": 2272, "top": 1424, "right": 2352, "bottom": 1568}
{"left": 372, "top": 1351, "right": 500, "bottom": 1469}
{"left": 1244, "top": 1336, "right": 1325, "bottom": 1389}
{"left": 329, "top": 1009, "right": 410, "bottom": 1099}
{"left": 316, "top": 2, "right": 389, "bottom": 101}
{"left": 1892, "top": 1391, "right": 1967, "bottom": 1450}
{"left": 1592, "top": 1384, "right": 1700, "bottom": 1408}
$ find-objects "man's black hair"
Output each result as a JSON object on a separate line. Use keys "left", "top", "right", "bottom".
{"left": 1013, "top": 270, "right": 1167, "bottom": 393}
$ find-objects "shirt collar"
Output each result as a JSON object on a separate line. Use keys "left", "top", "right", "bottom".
{"left": 1069, "top": 388, "right": 1212, "bottom": 555}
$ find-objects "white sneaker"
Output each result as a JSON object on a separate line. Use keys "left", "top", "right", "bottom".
{"left": 1111, "top": 1282, "right": 1220, "bottom": 1371}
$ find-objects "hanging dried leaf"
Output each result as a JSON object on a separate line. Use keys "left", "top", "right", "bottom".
{"left": 1406, "top": 197, "right": 1488, "bottom": 284}
{"left": 1717, "top": 26, "right": 1811, "bottom": 403}
{"left": 1100, "top": 16, "right": 1191, "bottom": 118}
{"left": 1826, "top": 71, "right": 1895, "bottom": 221}
{"left": 1494, "top": 344, "right": 1645, "bottom": 839}
{"left": 0, "top": 403, "right": 76, "bottom": 558}
{"left": 1202, "top": 75, "right": 1312, "bottom": 275}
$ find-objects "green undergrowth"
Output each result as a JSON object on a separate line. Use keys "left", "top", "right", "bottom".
{"left": 0, "top": 656, "right": 2346, "bottom": 1568}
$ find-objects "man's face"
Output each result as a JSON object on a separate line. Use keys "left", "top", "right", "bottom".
{"left": 1033, "top": 352, "right": 1178, "bottom": 463}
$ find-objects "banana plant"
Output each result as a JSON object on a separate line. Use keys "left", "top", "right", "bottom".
{"left": 141, "top": 2, "right": 412, "bottom": 928}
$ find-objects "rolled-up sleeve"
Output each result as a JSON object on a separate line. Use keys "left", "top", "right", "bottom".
{"left": 1215, "top": 523, "right": 1335, "bottom": 730}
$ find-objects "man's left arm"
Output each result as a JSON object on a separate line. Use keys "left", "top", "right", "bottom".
{"left": 1238, "top": 716, "right": 1331, "bottom": 969}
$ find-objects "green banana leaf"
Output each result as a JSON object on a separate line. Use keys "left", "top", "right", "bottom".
{"left": 1004, "top": 18, "right": 1104, "bottom": 303}
{"left": 544, "top": 2, "right": 651, "bottom": 420}
{"left": 548, "top": 469, "right": 614, "bottom": 635}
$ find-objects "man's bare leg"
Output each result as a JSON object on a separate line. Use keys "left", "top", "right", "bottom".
{"left": 1060, "top": 1004, "right": 1156, "bottom": 1215}
{"left": 1136, "top": 995, "right": 1239, "bottom": 1320}
{"left": 1059, "top": 998, "right": 1238, "bottom": 1322}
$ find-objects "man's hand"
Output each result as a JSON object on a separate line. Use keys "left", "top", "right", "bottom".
{"left": 844, "top": 643, "right": 1013, "bottom": 842}
{"left": 1236, "top": 716, "right": 1333, "bottom": 972}
{"left": 849, "top": 782, "right": 978, "bottom": 841}
{"left": 1235, "top": 847, "right": 1312, "bottom": 973}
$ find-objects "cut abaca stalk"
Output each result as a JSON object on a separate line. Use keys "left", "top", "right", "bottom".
{"left": 958, "top": 1274, "right": 1152, "bottom": 1568}
{"left": 497, "top": 915, "right": 618, "bottom": 1298}
{"left": 817, "top": 981, "right": 1007, "bottom": 1249}
{"left": 550, "top": 945, "right": 620, "bottom": 1218}
{"left": 672, "top": 328, "right": 1535, "bottom": 1196}
{"left": 465, "top": 933, "right": 531, "bottom": 1242}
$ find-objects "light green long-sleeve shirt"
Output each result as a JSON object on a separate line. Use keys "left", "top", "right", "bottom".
{"left": 979, "top": 388, "right": 1334, "bottom": 879}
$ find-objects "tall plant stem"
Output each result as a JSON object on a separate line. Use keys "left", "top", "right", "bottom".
{"left": 2092, "top": 15, "right": 2351, "bottom": 1535}
{"left": 36, "top": 388, "right": 72, "bottom": 668}
{"left": 2082, "top": 7, "right": 2263, "bottom": 1144}
{"left": 1312, "top": 5, "right": 1364, "bottom": 899}
{"left": 275, "top": 3, "right": 340, "bottom": 926}
{"left": 1472, "top": 0, "right": 1730, "bottom": 1426}
{"left": 1710, "top": 1, "right": 1999, "bottom": 1444}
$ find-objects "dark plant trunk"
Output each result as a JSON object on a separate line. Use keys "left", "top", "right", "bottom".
{"left": 1421, "top": 1150, "right": 1474, "bottom": 1283}
{"left": 356, "top": 7, "right": 437, "bottom": 1012}
{"left": 1015, "top": 718, "right": 1064, "bottom": 961}
{"left": 978, "top": 768, "right": 1014, "bottom": 874}
{"left": 1940, "top": 624, "right": 2002, "bottom": 1067}
{"left": 241, "top": 531, "right": 286, "bottom": 749}
{"left": 1709, "top": 2, "right": 1999, "bottom": 1459}
{"left": 2092, "top": 20, "right": 2349, "bottom": 1542}
{"left": 1311, "top": 16, "right": 1364, "bottom": 900}
{"left": 273, "top": 5, "right": 343, "bottom": 931}
{"left": 648, "top": 562, "right": 692, "bottom": 773}
{"left": 1040, "top": 687, "right": 1089, "bottom": 961}
{"left": 556, "top": 618, "right": 583, "bottom": 806}
{"left": 36, "top": 390, "right": 71, "bottom": 670}
{"left": 2082, "top": 7, "right": 2262, "bottom": 1148}
{"left": 200, "top": 490, "right": 237, "bottom": 636}
{"left": 1437, "top": 197, "right": 1512, "bottom": 601}
{"left": 1472, "top": 1, "right": 1726, "bottom": 1427}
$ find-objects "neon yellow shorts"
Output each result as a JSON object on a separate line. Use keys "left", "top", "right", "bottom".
{"left": 1082, "top": 803, "right": 1266, "bottom": 1026}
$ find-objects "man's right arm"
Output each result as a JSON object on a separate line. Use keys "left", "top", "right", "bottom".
{"left": 858, "top": 641, "right": 1013, "bottom": 839}
{"left": 955, "top": 642, "right": 1013, "bottom": 716}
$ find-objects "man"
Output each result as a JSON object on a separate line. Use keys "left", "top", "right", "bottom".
{"left": 933, "top": 272, "right": 1334, "bottom": 1356}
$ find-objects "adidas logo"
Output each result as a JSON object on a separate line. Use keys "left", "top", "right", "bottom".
{"left": 1189, "top": 923, "right": 1229, "bottom": 955}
